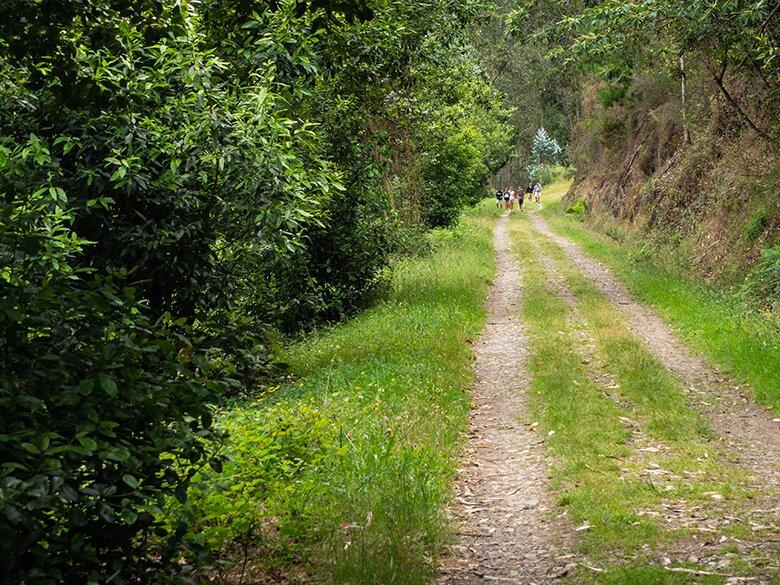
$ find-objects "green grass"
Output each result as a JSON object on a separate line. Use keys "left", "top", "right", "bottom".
{"left": 509, "top": 219, "right": 654, "bottom": 554}
{"left": 578, "top": 565, "right": 723, "bottom": 585}
{"left": 539, "top": 183, "right": 780, "bottom": 412}
{"left": 507, "top": 212, "right": 763, "bottom": 583}
{"left": 173, "top": 202, "right": 499, "bottom": 583}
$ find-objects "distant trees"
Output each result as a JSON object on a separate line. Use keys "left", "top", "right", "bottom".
{"left": 483, "top": 0, "right": 578, "bottom": 188}
{"left": 526, "top": 127, "right": 562, "bottom": 183}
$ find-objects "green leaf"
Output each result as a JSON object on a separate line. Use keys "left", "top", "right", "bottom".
{"left": 98, "top": 374, "right": 118, "bottom": 396}
{"left": 110, "top": 166, "right": 127, "bottom": 181}
{"left": 78, "top": 437, "right": 98, "bottom": 452}
{"left": 122, "top": 474, "right": 139, "bottom": 489}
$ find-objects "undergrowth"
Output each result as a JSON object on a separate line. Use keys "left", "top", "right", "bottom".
{"left": 165, "top": 202, "right": 499, "bottom": 583}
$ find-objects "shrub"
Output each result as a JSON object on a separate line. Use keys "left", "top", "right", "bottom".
{"left": 0, "top": 190, "right": 227, "bottom": 581}
{"left": 743, "top": 207, "right": 769, "bottom": 242}
{"left": 527, "top": 163, "right": 560, "bottom": 185}
{"left": 596, "top": 83, "right": 628, "bottom": 107}
{"left": 566, "top": 197, "right": 588, "bottom": 216}
{"left": 0, "top": 2, "right": 330, "bottom": 579}
{"left": 742, "top": 245, "right": 780, "bottom": 311}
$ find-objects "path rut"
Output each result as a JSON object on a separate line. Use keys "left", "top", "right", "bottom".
{"left": 438, "top": 214, "right": 573, "bottom": 584}
{"left": 530, "top": 214, "right": 780, "bottom": 491}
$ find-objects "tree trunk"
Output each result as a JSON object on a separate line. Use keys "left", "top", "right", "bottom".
{"left": 679, "top": 53, "right": 691, "bottom": 144}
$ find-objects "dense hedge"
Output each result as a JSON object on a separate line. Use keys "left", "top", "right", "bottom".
{"left": 0, "top": 0, "right": 512, "bottom": 580}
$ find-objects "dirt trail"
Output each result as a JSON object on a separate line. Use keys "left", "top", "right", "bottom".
{"left": 530, "top": 214, "right": 780, "bottom": 491}
{"left": 438, "top": 214, "right": 574, "bottom": 584}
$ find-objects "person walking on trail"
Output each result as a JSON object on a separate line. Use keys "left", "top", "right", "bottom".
{"left": 525, "top": 183, "right": 533, "bottom": 204}
{"left": 503, "top": 188, "right": 510, "bottom": 209}
{"left": 508, "top": 189, "right": 516, "bottom": 210}
{"left": 495, "top": 188, "right": 503, "bottom": 208}
{"left": 517, "top": 186, "right": 525, "bottom": 211}
{"left": 533, "top": 182, "right": 542, "bottom": 203}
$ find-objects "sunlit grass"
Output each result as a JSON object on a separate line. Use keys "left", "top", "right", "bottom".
{"left": 509, "top": 210, "right": 755, "bottom": 582}
{"left": 179, "top": 201, "right": 499, "bottom": 583}
{"left": 540, "top": 182, "right": 779, "bottom": 412}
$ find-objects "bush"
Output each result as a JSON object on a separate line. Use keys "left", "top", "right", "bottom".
{"left": 742, "top": 245, "right": 780, "bottom": 311}
{"left": 566, "top": 196, "right": 588, "bottom": 216}
{"left": 0, "top": 3, "right": 329, "bottom": 579}
{"left": 0, "top": 1, "right": 515, "bottom": 579}
{"left": 0, "top": 197, "right": 227, "bottom": 581}
{"left": 596, "top": 83, "right": 628, "bottom": 107}
{"left": 743, "top": 207, "right": 769, "bottom": 242}
{"left": 527, "top": 163, "right": 566, "bottom": 185}
{"left": 169, "top": 401, "right": 338, "bottom": 565}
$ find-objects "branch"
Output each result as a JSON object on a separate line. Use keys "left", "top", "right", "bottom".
{"left": 734, "top": 2, "right": 780, "bottom": 73}
{"left": 708, "top": 56, "right": 774, "bottom": 143}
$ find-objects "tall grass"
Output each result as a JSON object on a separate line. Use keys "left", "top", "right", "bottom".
{"left": 176, "top": 202, "right": 499, "bottom": 583}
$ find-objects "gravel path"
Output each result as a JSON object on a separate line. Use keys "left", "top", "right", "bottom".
{"left": 438, "top": 214, "right": 574, "bottom": 584}
{"left": 530, "top": 214, "right": 780, "bottom": 491}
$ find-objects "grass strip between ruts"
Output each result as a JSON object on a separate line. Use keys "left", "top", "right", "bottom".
{"left": 508, "top": 212, "right": 762, "bottom": 583}
{"left": 169, "top": 201, "right": 498, "bottom": 584}
{"left": 540, "top": 193, "right": 779, "bottom": 413}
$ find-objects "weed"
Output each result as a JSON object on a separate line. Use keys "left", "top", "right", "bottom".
{"left": 596, "top": 84, "right": 629, "bottom": 108}
{"left": 742, "top": 207, "right": 769, "bottom": 242}
{"left": 741, "top": 245, "right": 780, "bottom": 311}
{"left": 567, "top": 197, "right": 587, "bottom": 216}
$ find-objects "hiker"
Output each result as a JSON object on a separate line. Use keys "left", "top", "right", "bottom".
{"left": 503, "top": 188, "right": 510, "bottom": 209}
{"left": 517, "top": 186, "right": 524, "bottom": 211}
{"left": 533, "top": 182, "right": 542, "bottom": 203}
{"left": 495, "top": 188, "right": 503, "bottom": 208}
{"left": 508, "top": 189, "right": 516, "bottom": 210}
{"left": 526, "top": 183, "right": 533, "bottom": 203}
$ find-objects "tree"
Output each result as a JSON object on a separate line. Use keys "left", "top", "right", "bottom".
{"left": 531, "top": 127, "right": 563, "bottom": 164}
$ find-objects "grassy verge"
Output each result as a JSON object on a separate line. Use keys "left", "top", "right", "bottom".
{"left": 508, "top": 212, "right": 763, "bottom": 583}
{"left": 171, "top": 202, "right": 499, "bottom": 583}
{"left": 539, "top": 182, "right": 780, "bottom": 412}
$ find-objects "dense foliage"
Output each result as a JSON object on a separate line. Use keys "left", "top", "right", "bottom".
{"left": 480, "top": 0, "right": 577, "bottom": 188}
{"left": 0, "top": 0, "right": 511, "bottom": 580}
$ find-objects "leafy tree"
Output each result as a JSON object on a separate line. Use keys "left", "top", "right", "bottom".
{"left": 531, "top": 127, "right": 563, "bottom": 164}
{"left": 0, "top": 0, "right": 514, "bottom": 580}
{"left": 518, "top": 0, "right": 779, "bottom": 140}
{"left": 0, "top": 1, "right": 339, "bottom": 580}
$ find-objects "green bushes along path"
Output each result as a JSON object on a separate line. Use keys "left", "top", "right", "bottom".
{"left": 171, "top": 203, "right": 498, "bottom": 583}
{"left": 0, "top": 2, "right": 511, "bottom": 580}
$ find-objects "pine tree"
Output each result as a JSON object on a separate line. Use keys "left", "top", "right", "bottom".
{"left": 531, "top": 127, "right": 562, "bottom": 164}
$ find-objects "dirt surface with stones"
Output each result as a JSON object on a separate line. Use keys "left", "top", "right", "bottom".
{"left": 439, "top": 209, "right": 778, "bottom": 584}
{"left": 438, "top": 214, "right": 576, "bottom": 584}
{"left": 530, "top": 214, "right": 780, "bottom": 492}
{"left": 530, "top": 233, "right": 779, "bottom": 582}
